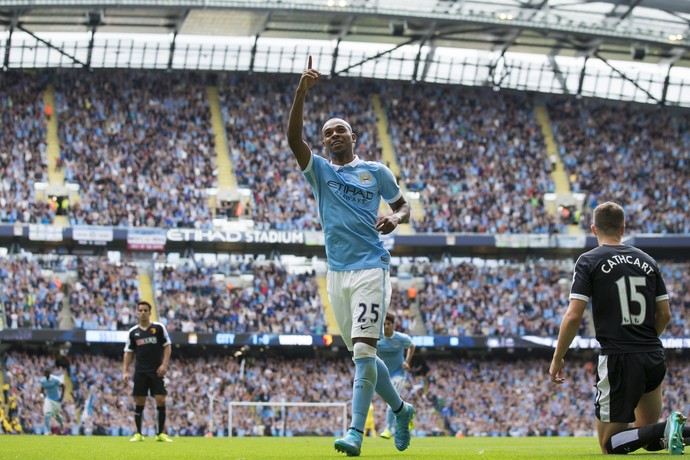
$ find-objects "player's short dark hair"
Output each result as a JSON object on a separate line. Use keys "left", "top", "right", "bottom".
{"left": 593, "top": 201, "right": 625, "bottom": 236}
{"left": 385, "top": 312, "right": 395, "bottom": 323}
{"left": 136, "top": 300, "right": 152, "bottom": 312}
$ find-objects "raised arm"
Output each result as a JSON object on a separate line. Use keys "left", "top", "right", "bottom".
{"left": 287, "top": 55, "right": 321, "bottom": 171}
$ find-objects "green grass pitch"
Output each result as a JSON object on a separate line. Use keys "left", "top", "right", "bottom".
{"left": 1, "top": 435, "right": 677, "bottom": 459}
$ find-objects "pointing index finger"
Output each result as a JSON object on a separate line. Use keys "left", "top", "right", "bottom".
{"left": 307, "top": 55, "right": 312, "bottom": 69}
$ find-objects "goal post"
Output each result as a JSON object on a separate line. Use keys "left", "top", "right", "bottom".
{"left": 228, "top": 401, "right": 348, "bottom": 437}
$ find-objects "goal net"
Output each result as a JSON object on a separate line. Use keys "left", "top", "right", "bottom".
{"left": 228, "top": 401, "right": 348, "bottom": 437}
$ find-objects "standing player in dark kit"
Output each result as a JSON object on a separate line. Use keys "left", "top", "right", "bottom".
{"left": 122, "top": 300, "right": 173, "bottom": 442}
{"left": 550, "top": 202, "right": 685, "bottom": 455}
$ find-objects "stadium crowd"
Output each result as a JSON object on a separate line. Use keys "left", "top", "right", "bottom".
{"left": 2, "top": 254, "right": 689, "bottom": 337}
{"left": 68, "top": 258, "right": 140, "bottom": 331}
{"left": 414, "top": 259, "right": 574, "bottom": 337}
{"left": 0, "top": 256, "right": 71, "bottom": 330}
{"left": 384, "top": 83, "right": 560, "bottom": 234}
{"left": 154, "top": 257, "right": 328, "bottom": 334}
{"left": 5, "top": 350, "right": 690, "bottom": 439}
{"left": 0, "top": 73, "right": 53, "bottom": 224}
{"left": 54, "top": 71, "right": 216, "bottom": 228}
{"left": 548, "top": 97, "right": 690, "bottom": 234}
{"left": 1, "top": 70, "right": 689, "bottom": 235}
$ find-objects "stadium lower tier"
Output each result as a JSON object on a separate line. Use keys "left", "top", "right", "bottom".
{"left": 2, "top": 348, "right": 690, "bottom": 438}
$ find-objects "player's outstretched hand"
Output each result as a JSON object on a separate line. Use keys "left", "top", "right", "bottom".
{"left": 122, "top": 372, "right": 129, "bottom": 385}
{"left": 297, "top": 55, "right": 321, "bottom": 93}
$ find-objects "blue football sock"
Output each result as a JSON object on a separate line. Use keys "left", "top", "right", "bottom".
{"left": 386, "top": 406, "right": 395, "bottom": 430}
{"left": 375, "top": 357, "right": 403, "bottom": 410}
{"left": 352, "top": 357, "right": 377, "bottom": 432}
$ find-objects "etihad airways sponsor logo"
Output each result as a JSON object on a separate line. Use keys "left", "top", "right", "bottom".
{"left": 327, "top": 181, "right": 374, "bottom": 204}
{"left": 167, "top": 229, "right": 305, "bottom": 244}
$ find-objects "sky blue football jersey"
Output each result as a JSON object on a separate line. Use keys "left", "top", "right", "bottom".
{"left": 377, "top": 331, "right": 413, "bottom": 377}
{"left": 303, "top": 154, "right": 402, "bottom": 271}
{"left": 40, "top": 375, "right": 62, "bottom": 401}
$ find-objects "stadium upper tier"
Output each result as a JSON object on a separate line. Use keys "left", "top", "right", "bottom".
{"left": 1, "top": 70, "right": 689, "bottom": 235}
{"left": 548, "top": 96, "right": 690, "bottom": 234}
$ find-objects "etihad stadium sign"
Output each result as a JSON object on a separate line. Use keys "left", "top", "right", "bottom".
{"left": 166, "top": 228, "right": 306, "bottom": 244}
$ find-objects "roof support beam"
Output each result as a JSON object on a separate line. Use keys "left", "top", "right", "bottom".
{"left": 576, "top": 56, "right": 589, "bottom": 97}
{"left": 249, "top": 34, "right": 259, "bottom": 73}
{"left": 412, "top": 22, "right": 436, "bottom": 82}
{"left": 417, "top": 44, "right": 436, "bottom": 83}
{"left": 330, "top": 38, "right": 341, "bottom": 76}
{"left": 86, "top": 28, "right": 96, "bottom": 69}
{"left": 250, "top": 12, "right": 272, "bottom": 73}
{"left": 487, "top": 48, "right": 509, "bottom": 87}
{"left": 333, "top": 37, "right": 418, "bottom": 76}
{"left": 547, "top": 55, "right": 569, "bottom": 94}
{"left": 167, "top": 31, "right": 177, "bottom": 70}
{"left": 607, "top": 0, "right": 643, "bottom": 26}
{"left": 661, "top": 64, "right": 673, "bottom": 106}
{"left": 17, "top": 24, "right": 88, "bottom": 68}
{"left": 330, "top": 16, "right": 354, "bottom": 76}
{"left": 593, "top": 51, "right": 660, "bottom": 103}
{"left": 164, "top": 8, "right": 188, "bottom": 70}
{"left": 3, "top": 25, "right": 12, "bottom": 71}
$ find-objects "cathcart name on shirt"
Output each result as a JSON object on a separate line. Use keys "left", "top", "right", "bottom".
{"left": 327, "top": 181, "right": 374, "bottom": 204}
{"left": 166, "top": 229, "right": 305, "bottom": 244}
{"left": 601, "top": 254, "right": 654, "bottom": 275}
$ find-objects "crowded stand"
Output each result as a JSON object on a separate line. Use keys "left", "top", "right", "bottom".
{"left": 0, "top": 256, "right": 71, "bottom": 329}
{"left": 415, "top": 259, "right": 575, "bottom": 336}
{"left": 0, "top": 72, "right": 54, "bottom": 224}
{"left": 2, "top": 70, "right": 689, "bottom": 235}
{"left": 2, "top": 68, "right": 690, "bottom": 448}
{"left": 415, "top": 258, "right": 690, "bottom": 337}
{"left": 5, "top": 350, "right": 690, "bottom": 438}
{"left": 384, "top": 83, "right": 559, "bottom": 234}
{"left": 547, "top": 98, "right": 690, "bottom": 234}
{"left": 54, "top": 71, "right": 216, "bottom": 228}
{"left": 69, "top": 257, "right": 140, "bottom": 331}
{"left": 2, "top": 254, "right": 689, "bottom": 338}
{"left": 154, "top": 257, "right": 328, "bottom": 334}
{"left": 660, "top": 262, "right": 690, "bottom": 337}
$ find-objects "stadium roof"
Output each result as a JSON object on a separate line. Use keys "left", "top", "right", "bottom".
{"left": 1, "top": 1, "right": 690, "bottom": 105}
{"left": 1, "top": 0, "right": 689, "bottom": 65}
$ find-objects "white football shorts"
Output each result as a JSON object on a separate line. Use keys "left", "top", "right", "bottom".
{"left": 43, "top": 398, "right": 62, "bottom": 416}
{"left": 327, "top": 268, "right": 392, "bottom": 351}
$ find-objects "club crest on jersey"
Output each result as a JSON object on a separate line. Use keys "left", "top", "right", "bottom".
{"left": 150, "top": 328, "right": 156, "bottom": 334}
{"left": 359, "top": 172, "right": 373, "bottom": 185}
